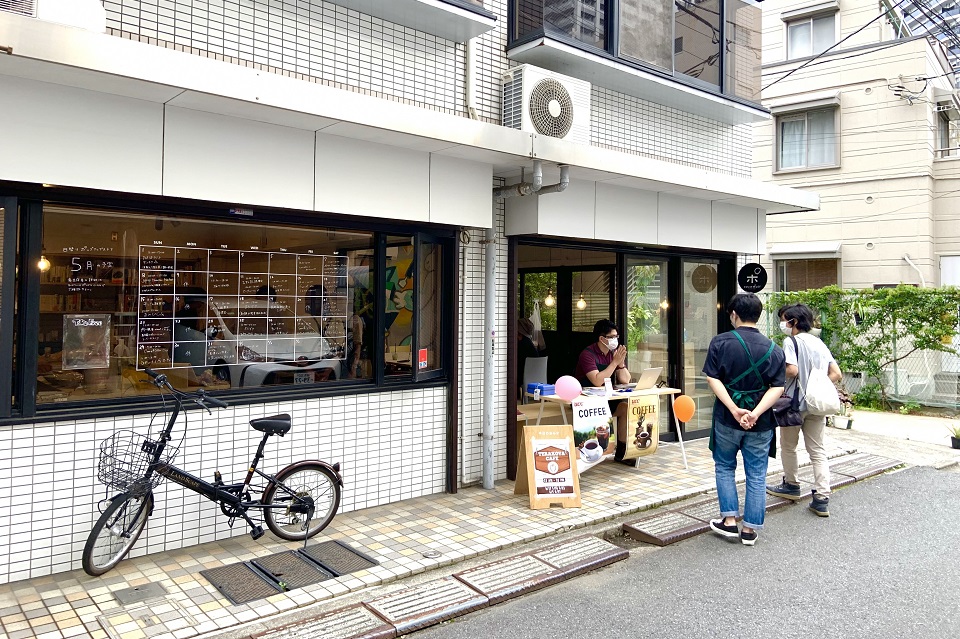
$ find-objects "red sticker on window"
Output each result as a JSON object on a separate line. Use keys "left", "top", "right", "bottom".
{"left": 418, "top": 348, "right": 428, "bottom": 369}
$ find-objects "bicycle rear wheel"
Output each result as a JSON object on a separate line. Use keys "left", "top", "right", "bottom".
{"left": 82, "top": 492, "right": 153, "bottom": 576}
{"left": 262, "top": 462, "right": 340, "bottom": 541}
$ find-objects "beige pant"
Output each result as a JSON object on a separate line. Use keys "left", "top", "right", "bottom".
{"left": 780, "top": 412, "right": 831, "bottom": 497}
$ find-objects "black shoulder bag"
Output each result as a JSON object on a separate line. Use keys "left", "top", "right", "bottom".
{"left": 772, "top": 336, "right": 803, "bottom": 427}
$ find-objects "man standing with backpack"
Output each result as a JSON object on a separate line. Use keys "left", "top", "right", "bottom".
{"left": 703, "top": 293, "right": 786, "bottom": 546}
{"left": 767, "top": 303, "right": 843, "bottom": 517}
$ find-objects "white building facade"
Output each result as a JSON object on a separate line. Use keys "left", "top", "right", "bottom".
{"left": 0, "top": 0, "right": 814, "bottom": 584}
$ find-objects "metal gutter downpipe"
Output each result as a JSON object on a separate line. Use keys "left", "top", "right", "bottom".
{"left": 465, "top": 37, "right": 479, "bottom": 120}
{"left": 493, "top": 160, "right": 543, "bottom": 199}
{"left": 537, "top": 164, "right": 570, "bottom": 195}
{"left": 482, "top": 224, "right": 496, "bottom": 489}
{"left": 903, "top": 253, "right": 927, "bottom": 287}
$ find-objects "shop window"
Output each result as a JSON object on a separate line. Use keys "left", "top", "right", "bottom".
{"left": 19, "top": 204, "right": 449, "bottom": 410}
{"left": 777, "top": 108, "right": 838, "bottom": 170}
{"left": 786, "top": 13, "right": 835, "bottom": 59}
{"left": 520, "top": 271, "right": 558, "bottom": 331}
{"left": 571, "top": 269, "right": 612, "bottom": 332}
{"left": 776, "top": 258, "right": 839, "bottom": 291}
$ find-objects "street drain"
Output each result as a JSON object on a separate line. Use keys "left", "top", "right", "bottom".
{"left": 300, "top": 540, "right": 378, "bottom": 576}
{"left": 622, "top": 511, "right": 707, "bottom": 546}
{"left": 252, "top": 550, "right": 335, "bottom": 590}
{"left": 200, "top": 563, "right": 281, "bottom": 605}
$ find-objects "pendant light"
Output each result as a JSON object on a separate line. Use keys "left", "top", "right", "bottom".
{"left": 576, "top": 249, "right": 587, "bottom": 310}
{"left": 38, "top": 248, "right": 51, "bottom": 272}
{"left": 543, "top": 246, "right": 555, "bottom": 307}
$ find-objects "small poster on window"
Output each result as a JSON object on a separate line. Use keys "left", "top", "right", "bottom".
{"left": 62, "top": 314, "right": 111, "bottom": 370}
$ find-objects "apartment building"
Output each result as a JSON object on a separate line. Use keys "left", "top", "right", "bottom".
{"left": 0, "top": 0, "right": 814, "bottom": 582}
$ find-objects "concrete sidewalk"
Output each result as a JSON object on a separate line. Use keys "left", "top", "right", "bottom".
{"left": 1, "top": 414, "right": 957, "bottom": 639}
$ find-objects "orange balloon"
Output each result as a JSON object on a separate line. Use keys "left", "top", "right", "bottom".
{"left": 673, "top": 395, "right": 696, "bottom": 423}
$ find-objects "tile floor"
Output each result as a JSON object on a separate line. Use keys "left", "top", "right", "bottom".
{"left": 0, "top": 438, "right": 854, "bottom": 639}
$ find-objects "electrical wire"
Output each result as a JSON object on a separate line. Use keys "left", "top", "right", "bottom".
{"left": 769, "top": 187, "right": 960, "bottom": 226}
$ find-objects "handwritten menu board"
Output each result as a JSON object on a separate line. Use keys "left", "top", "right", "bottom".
{"left": 136, "top": 245, "right": 349, "bottom": 371}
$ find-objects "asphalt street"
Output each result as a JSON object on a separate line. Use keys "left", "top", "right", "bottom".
{"left": 414, "top": 466, "right": 960, "bottom": 639}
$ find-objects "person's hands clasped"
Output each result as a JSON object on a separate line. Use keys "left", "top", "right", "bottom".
{"left": 612, "top": 345, "right": 627, "bottom": 367}
{"left": 739, "top": 410, "right": 758, "bottom": 430}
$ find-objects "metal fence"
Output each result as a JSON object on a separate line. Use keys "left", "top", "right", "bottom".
{"left": 756, "top": 294, "right": 960, "bottom": 409}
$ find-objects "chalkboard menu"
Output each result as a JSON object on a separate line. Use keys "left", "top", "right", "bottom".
{"left": 136, "top": 245, "right": 349, "bottom": 371}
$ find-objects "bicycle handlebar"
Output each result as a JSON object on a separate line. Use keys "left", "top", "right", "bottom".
{"left": 144, "top": 368, "right": 229, "bottom": 410}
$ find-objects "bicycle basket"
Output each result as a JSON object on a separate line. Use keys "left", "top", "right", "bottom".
{"left": 97, "top": 430, "right": 179, "bottom": 492}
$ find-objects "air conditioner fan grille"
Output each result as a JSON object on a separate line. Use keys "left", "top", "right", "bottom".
{"left": 528, "top": 78, "right": 574, "bottom": 138}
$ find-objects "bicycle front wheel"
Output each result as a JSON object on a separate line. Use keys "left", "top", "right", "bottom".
{"left": 82, "top": 492, "right": 153, "bottom": 576}
{"left": 263, "top": 462, "right": 340, "bottom": 541}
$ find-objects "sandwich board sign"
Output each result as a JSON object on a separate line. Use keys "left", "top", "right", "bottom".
{"left": 514, "top": 424, "right": 581, "bottom": 510}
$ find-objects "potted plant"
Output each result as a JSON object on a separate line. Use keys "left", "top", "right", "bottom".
{"left": 829, "top": 388, "right": 854, "bottom": 429}
{"left": 947, "top": 423, "right": 960, "bottom": 450}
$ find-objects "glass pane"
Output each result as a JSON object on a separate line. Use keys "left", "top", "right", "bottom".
{"left": 522, "top": 271, "right": 558, "bottom": 331}
{"left": 812, "top": 14, "right": 835, "bottom": 54}
{"left": 35, "top": 206, "right": 374, "bottom": 404}
{"left": 675, "top": 0, "right": 722, "bottom": 87}
{"left": 1, "top": 203, "right": 13, "bottom": 411}
{"left": 571, "top": 270, "right": 611, "bottom": 332}
{"left": 779, "top": 259, "right": 838, "bottom": 291}
{"left": 724, "top": 0, "right": 761, "bottom": 102}
{"left": 779, "top": 117, "right": 806, "bottom": 169}
{"left": 807, "top": 109, "right": 835, "bottom": 166}
{"left": 544, "top": 0, "right": 605, "bottom": 49}
{"left": 625, "top": 260, "right": 668, "bottom": 380}
{"left": 385, "top": 235, "right": 415, "bottom": 377}
{"left": 417, "top": 240, "right": 442, "bottom": 373}
{"left": 682, "top": 260, "right": 719, "bottom": 436}
{"left": 619, "top": 0, "right": 673, "bottom": 70}
{"left": 787, "top": 21, "right": 811, "bottom": 59}
{"left": 515, "top": 0, "right": 544, "bottom": 39}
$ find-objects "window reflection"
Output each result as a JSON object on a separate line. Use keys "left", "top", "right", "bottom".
{"left": 384, "top": 236, "right": 415, "bottom": 376}
{"left": 675, "top": 0, "right": 722, "bottom": 87}
{"left": 516, "top": 0, "right": 606, "bottom": 49}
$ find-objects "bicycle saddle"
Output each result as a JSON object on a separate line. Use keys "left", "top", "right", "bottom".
{"left": 250, "top": 414, "right": 292, "bottom": 436}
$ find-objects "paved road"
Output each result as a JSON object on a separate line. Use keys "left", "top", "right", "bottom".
{"left": 415, "top": 466, "right": 960, "bottom": 639}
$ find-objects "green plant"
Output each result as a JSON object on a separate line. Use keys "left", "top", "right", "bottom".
{"left": 898, "top": 401, "right": 921, "bottom": 415}
{"left": 853, "top": 383, "right": 884, "bottom": 411}
{"left": 947, "top": 423, "right": 960, "bottom": 438}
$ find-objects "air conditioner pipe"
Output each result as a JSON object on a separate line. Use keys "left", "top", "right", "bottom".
{"left": 537, "top": 164, "right": 570, "bottom": 195}
{"left": 493, "top": 160, "right": 543, "bottom": 199}
{"left": 903, "top": 253, "right": 927, "bottom": 287}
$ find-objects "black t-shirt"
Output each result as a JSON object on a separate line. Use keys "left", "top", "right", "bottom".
{"left": 702, "top": 327, "right": 785, "bottom": 432}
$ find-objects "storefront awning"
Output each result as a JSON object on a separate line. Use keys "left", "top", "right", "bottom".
{"left": 768, "top": 241, "right": 842, "bottom": 261}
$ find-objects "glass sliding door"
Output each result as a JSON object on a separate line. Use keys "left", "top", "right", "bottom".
{"left": 624, "top": 258, "right": 668, "bottom": 380}
{"left": 682, "top": 258, "right": 720, "bottom": 435}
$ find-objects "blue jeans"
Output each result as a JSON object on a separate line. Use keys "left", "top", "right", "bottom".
{"left": 712, "top": 420, "right": 773, "bottom": 530}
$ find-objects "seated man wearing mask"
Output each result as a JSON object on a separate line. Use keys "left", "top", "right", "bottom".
{"left": 573, "top": 319, "right": 632, "bottom": 462}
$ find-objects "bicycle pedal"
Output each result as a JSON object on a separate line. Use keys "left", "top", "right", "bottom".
{"left": 250, "top": 525, "right": 264, "bottom": 540}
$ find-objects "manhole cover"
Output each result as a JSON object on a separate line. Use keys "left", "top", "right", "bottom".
{"left": 98, "top": 600, "right": 195, "bottom": 639}
{"left": 622, "top": 511, "right": 707, "bottom": 546}
{"left": 255, "top": 604, "right": 394, "bottom": 639}
{"left": 531, "top": 535, "right": 628, "bottom": 573}
{"left": 300, "top": 540, "right": 378, "bottom": 576}
{"left": 252, "top": 551, "right": 335, "bottom": 590}
{"left": 365, "top": 576, "right": 488, "bottom": 635}
{"left": 113, "top": 582, "right": 167, "bottom": 605}
{"left": 200, "top": 562, "right": 281, "bottom": 605}
{"left": 454, "top": 555, "right": 559, "bottom": 604}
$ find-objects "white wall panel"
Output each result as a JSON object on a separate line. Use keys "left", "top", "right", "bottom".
{"left": 595, "top": 183, "right": 658, "bottom": 244}
{"left": 429, "top": 155, "right": 493, "bottom": 227}
{"left": 536, "top": 179, "right": 597, "bottom": 239}
{"left": 0, "top": 75, "right": 162, "bottom": 194}
{"left": 659, "top": 194, "right": 712, "bottom": 249}
{"left": 712, "top": 202, "right": 759, "bottom": 253}
{"left": 315, "top": 133, "right": 430, "bottom": 222}
{"left": 163, "top": 107, "right": 314, "bottom": 210}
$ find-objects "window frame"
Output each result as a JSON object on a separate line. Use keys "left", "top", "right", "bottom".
{"left": 784, "top": 12, "right": 837, "bottom": 60}
{"left": 775, "top": 258, "right": 840, "bottom": 292}
{"left": 2, "top": 189, "right": 455, "bottom": 422}
{"left": 775, "top": 106, "right": 840, "bottom": 172}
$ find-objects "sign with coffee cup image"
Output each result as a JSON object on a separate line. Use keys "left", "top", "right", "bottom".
{"left": 515, "top": 424, "right": 581, "bottom": 510}
{"left": 621, "top": 394, "right": 660, "bottom": 460}
{"left": 571, "top": 396, "right": 615, "bottom": 464}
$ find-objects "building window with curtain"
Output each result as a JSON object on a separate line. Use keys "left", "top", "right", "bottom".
{"left": 777, "top": 108, "right": 838, "bottom": 170}
{"left": 776, "top": 258, "right": 839, "bottom": 291}
{"left": 785, "top": 12, "right": 835, "bottom": 59}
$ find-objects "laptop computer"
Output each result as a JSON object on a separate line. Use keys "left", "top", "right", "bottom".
{"left": 632, "top": 367, "right": 663, "bottom": 390}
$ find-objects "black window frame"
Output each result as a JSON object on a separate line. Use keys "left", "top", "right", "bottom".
{"left": 1, "top": 185, "right": 456, "bottom": 423}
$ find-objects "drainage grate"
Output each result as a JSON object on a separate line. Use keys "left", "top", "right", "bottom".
{"left": 796, "top": 467, "right": 856, "bottom": 490}
{"left": 300, "top": 540, "right": 378, "bottom": 576}
{"left": 255, "top": 604, "right": 395, "bottom": 639}
{"left": 454, "top": 555, "right": 560, "bottom": 605}
{"left": 623, "top": 511, "right": 707, "bottom": 546}
{"left": 200, "top": 562, "right": 282, "bottom": 605}
{"left": 530, "top": 535, "right": 628, "bottom": 573}
{"left": 827, "top": 454, "right": 901, "bottom": 481}
{"left": 252, "top": 551, "right": 335, "bottom": 590}
{"left": 365, "top": 576, "right": 488, "bottom": 635}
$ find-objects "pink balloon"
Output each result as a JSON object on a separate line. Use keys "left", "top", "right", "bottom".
{"left": 555, "top": 375, "right": 583, "bottom": 402}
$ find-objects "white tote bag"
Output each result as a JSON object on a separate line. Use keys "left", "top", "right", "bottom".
{"left": 804, "top": 366, "right": 842, "bottom": 416}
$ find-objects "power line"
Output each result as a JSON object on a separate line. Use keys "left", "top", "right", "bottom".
{"left": 769, "top": 187, "right": 960, "bottom": 226}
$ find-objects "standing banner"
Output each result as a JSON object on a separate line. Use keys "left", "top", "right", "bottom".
{"left": 514, "top": 424, "right": 581, "bottom": 510}
{"left": 571, "top": 396, "right": 614, "bottom": 467}
{"left": 621, "top": 394, "right": 660, "bottom": 460}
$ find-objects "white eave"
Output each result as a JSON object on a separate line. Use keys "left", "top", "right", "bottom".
{"left": 324, "top": 0, "right": 496, "bottom": 42}
{"left": 0, "top": 12, "right": 817, "bottom": 215}
{"left": 768, "top": 241, "right": 842, "bottom": 260}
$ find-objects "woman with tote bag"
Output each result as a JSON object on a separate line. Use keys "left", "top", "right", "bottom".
{"left": 766, "top": 304, "right": 843, "bottom": 517}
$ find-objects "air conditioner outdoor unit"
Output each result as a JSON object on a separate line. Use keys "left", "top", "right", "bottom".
{"left": 0, "top": 0, "right": 106, "bottom": 31}
{"left": 501, "top": 64, "right": 591, "bottom": 145}
{"left": 0, "top": 0, "right": 36, "bottom": 17}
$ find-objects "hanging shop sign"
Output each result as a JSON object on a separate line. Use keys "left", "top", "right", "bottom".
{"left": 737, "top": 263, "right": 768, "bottom": 293}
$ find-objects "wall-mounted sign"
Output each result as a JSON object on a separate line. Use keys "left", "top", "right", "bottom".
{"left": 691, "top": 264, "right": 717, "bottom": 293}
{"left": 737, "top": 263, "right": 768, "bottom": 293}
{"left": 62, "top": 314, "right": 111, "bottom": 370}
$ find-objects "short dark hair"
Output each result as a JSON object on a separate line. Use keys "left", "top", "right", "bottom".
{"left": 780, "top": 303, "right": 815, "bottom": 332}
{"left": 726, "top": 293, "right": 763, "bottom": 323}
{"left": 593, "top": 319, "right": 618, "bottom": 339}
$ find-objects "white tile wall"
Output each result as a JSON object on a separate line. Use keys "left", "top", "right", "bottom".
{"left": 102, "top": 0, "right": 753, "bottom": 176}
{"left": 0, "top": 388, "right": 447, "bottom": 582}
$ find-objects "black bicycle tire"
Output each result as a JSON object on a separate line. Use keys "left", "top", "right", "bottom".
{"left": 82, "top": 492, "right": 153, "bottom": 576}
{"left": 262, "top": 462, "right": 340, "bottom": 541}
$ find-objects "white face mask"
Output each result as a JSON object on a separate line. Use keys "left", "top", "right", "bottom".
{"left": 605, "top": 337, "right": 619, "bottom": 349}
{"left": 779, "top": 321, "right": 793, "bottom": 336}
